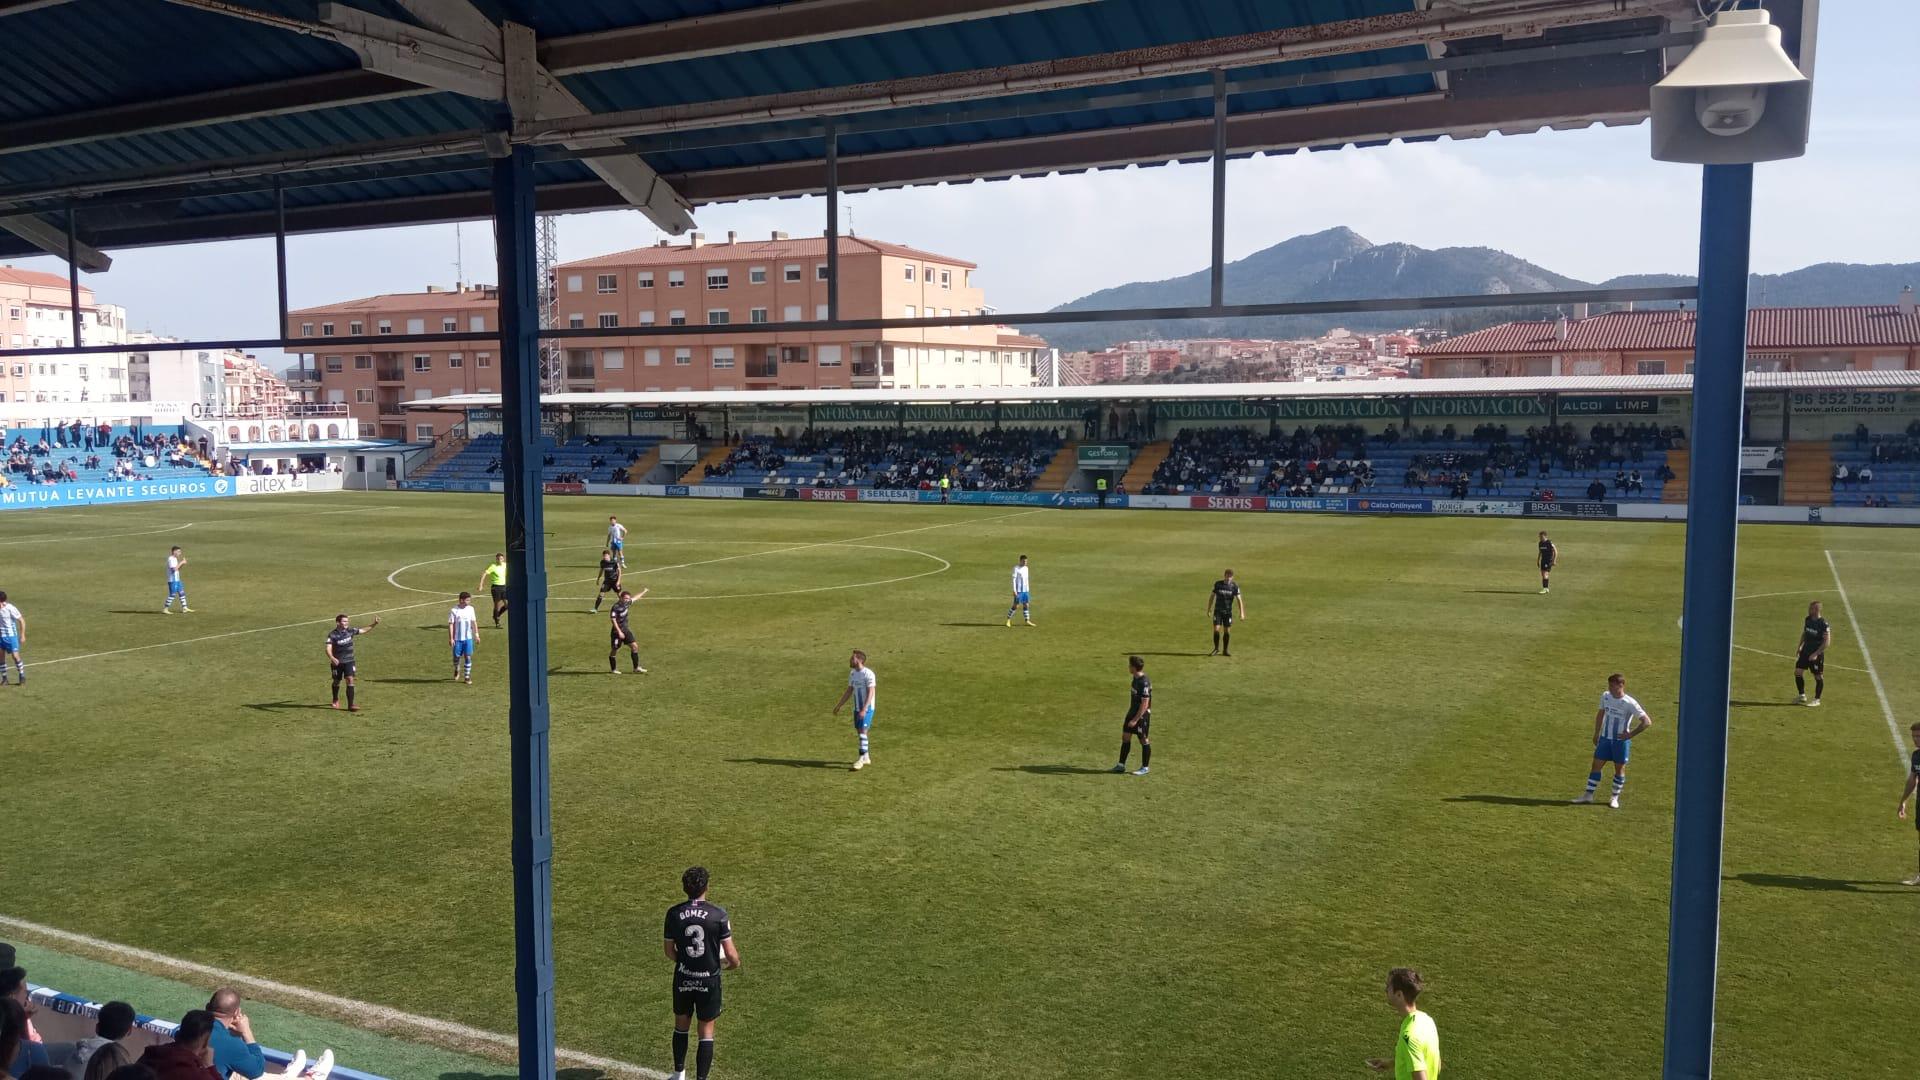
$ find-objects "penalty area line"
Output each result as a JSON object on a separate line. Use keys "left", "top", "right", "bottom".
{"left": 0, "top": 913, "right": 665, "bottom": 1078}
{"left": 1823, "top": 549, "right": 1908, "bottom": 771}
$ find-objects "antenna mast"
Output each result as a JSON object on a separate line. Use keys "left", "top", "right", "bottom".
{"left": 537, "top": 214, "right": 562, "bottom": 394}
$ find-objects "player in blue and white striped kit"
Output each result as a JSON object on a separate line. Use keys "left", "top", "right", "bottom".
{"left": 1004, "top": 555, "right": 1034, "bottom": 627}
{"left": 832, "top": 650, "right": 876, "bottom": 771}
{"left": 162, "top": 545, "right": 192, "bottom": 613}
{"left": 1574, "top": 672, "right": 1653, "bottom": 809}
{"left": 0, "top": 591, "right": 25, "bottom": 685}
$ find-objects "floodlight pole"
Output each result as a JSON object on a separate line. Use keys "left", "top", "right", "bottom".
{"left": 1663, "top": 161, "right": 1752, "bottom": 1080}
{"left": 65, "top": 205, "right": 81, "bottom": 348}
{"left": 492, "top": 145, "right": 558, "bottom": 1080}
{"left": 826, "top": 118, "right": 840, "bottom": 320}
{"left": 1209, "top": 69, "right": 1227, "bottom": 308}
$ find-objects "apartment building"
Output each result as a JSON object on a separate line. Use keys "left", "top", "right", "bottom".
{"left": 0, "top": 265, "right": 130, "bottom": 405}
{"left": 553, "top": 231, "right": 1043, "bottom": 395}
{"left": 287, "top": 284, "right": 498, "bottom": 441}
{"left": 1414, "top": 296, "right": 1920, "bottom": 378}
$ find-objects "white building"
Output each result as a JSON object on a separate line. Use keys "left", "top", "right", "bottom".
{"left": 0, "top": 266, "right": 129, "bottom": 405}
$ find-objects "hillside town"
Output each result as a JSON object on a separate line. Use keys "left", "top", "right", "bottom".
{"left": 1058, "top": 326, "right": 1445, "bottom": 385}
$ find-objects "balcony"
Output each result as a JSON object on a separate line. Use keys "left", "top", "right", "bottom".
{"left": 376, "top": 367, "right": 406, "bottom": 383}
{"left": 745, "top": 355, "right": 778, "bottom": 380}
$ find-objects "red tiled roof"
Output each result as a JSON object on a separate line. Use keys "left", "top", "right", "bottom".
{"left": 0, "top": 266, "right": 72, "bottom": 289}
{"left": 997, "top": 331, "right": 1050, "bottom": 349}
{"left": 559, "top": 235, "right": 976, "bottom": 270}
{"left": 1414, "top": 306, "right": 1920, "bottom": 356}
{"left": 288, "top": 289, "right": 497, "bottom": 316}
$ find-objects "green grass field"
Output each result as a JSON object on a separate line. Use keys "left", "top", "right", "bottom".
{"left": 3, "top": 492, "right": 1916, "bottom": 1079}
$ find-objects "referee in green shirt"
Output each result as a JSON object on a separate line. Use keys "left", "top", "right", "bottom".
{"left": 479, "top": 552, "right": 509, "bottom": 628}
{"left": 1367, "top": 967, "right": 1441, "bottom": 1079}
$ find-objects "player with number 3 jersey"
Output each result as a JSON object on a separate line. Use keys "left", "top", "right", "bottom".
{"left": 664, "top": 866, "right": 740, "bottom": 1080}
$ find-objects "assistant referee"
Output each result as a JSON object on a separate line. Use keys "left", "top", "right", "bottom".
{"left": 479, "top": 552, "right": 509, "bottom": 628}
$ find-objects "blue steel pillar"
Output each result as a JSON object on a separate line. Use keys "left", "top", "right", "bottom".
{"left": 1662, "top": 162, "right": 1753, "bottom": 1080}
{"left": 492, "top": 146, "right": 558, "bottom": 1080}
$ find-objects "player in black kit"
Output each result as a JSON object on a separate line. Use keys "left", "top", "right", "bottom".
{"left": 1897, "top": 721, "right": 1920, "bottom": 886}
{"left": 664, "top": 866, "right": 741, "bottom": 1080}
{"left": 324, "top": 613, "right": 380, "bottom": 712}
{"left": 592, "top": 548, "right": 623, "bottom": 612}
{"left": 1110, "top": 655, "right": 1153, "bottom": 776}
{"left": 1794, "top": 599, "right": 1831, "bottom": 706}
{"left": 608, "top": 587, "right": 650, "bottom": 674}
{"left": 1207, "top": 569, "right": 1246, "bottom": 656}
{"left": 1537, "top": 531, "right": 1558, "bottom": 594}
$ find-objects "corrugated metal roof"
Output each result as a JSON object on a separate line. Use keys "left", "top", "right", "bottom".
{"left": 405, "top": 369, "right": 1920, "bottom": 411}
{"left": 1414, "top": 307, "right": 1920, "bottom": 356}
{"left": 0, "top": 1, "right": 1787, "bottom": 256}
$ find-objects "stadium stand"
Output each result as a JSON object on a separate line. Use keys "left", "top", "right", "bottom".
{"left": 1826, "top": 426, "right": 1920, "bottom": 507}
{"left": 1138, "top": 422, "right": 1682, "bottom": 502}
{"left": 411, "top": 433, "right": 668, "bottom": 487}
{"left": 698, "top": 428, "right": 1063, "bottom": 491}
{"left": 0, "top": 423, "right": 221, "bottom": 487}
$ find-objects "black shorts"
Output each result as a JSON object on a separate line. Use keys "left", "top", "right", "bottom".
{"left": 601, "top": 577, "right": 620, "bottom": 592}
{"left": 1795, "top": 650, "right": 1824, "bottom": 675}
{"left": 1539, "top": 559, "right": 1556, "bottom": 572}
{"left": 1123, "top": 711, "right": 1151, "bottom": 737}
{"left": 1213, "top": 610, "right": 1233, "bottom": 627}
{"left": 610, "top": 625, "right": 634, "bottom": 649}
{"left": 332, "top": 661, "right": 357, "bottom": 678}
{"left": 491, "top": 585, "right": 509, "bottom": 602}
{"left": 673, "top": 975, "right": 723, "bottom": 1021}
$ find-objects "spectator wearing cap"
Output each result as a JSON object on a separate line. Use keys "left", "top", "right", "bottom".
{"left": 201, "top": 991, "right": 262, "bottom": 1080}
{"left": 133, "top": 1012, "right": 217, "bottom": 1080}
{"left": 55, "top": 1001, "right": 135, "bottom": 1080}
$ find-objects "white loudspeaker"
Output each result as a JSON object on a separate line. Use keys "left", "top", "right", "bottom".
{"left": 1650, "top": 8, "right": 1812, "bottom": 164}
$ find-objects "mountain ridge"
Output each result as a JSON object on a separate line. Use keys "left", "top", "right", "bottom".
{"left": 1026, "top": 227, "right": 1919, "bottom": 353}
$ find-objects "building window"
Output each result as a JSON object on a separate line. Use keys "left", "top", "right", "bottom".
{"left": 324, "top": 356, "right": 344, "bottom": 373}
{"left": 470, "top": 315, "right": 486, "bottom": 333}
{"left": 637, "top": 271, "right": 654, "bottom": 289}
{"left": 940, "top": 270, "right": 951, "bottom": 288}
{"left": 566, "top": 349, "right": 594, "bottom": 379}
{"left": 783, "top": 264, "right": 801, "bottom": 282}
{"left": 667, "top": 270, "right": 686, "bottom": 288}
{"left": 566, "top": 274, "right": 583, "bottom": 293}
{"left": 597, "top": 273, "right": 618, "bottom": 294}
{"left": 602, "top": 349, "right": 624, "bottom": 370}
{"left": 349, "top": 321, "right": 363, "bottom": 335}
{"left": 416, "top": 424, "right": 435, "bottom": 441}
{"left": 449, "top": 353, "right": 464, "bottom": 368}
{"left": 904, "top": 265, "right": 915, "bottom": 281}
{"left": 904, "top": 305, "right": 917, "bottom": 318}
{"left": 940, "top": 308, "right": 951, "bottom": 318}
{"left": 782, "top": 305, "right": 801, "bottom": 322}
{"left": 1637, "top": 360, "right": 1666, "bottom": 375}
{"left": 644, "top": 348, "right": 662, "bottom": 367}
{"left": 568, "top": 314, "right": 585, "bottom": 329}
{"left": 711, "top": 346, "right": 736, "bottom": 369}
{"left": 750, "top": 308, "right": 768, "bottom": 324}
{"left": 639, "top": 310, "right": 656, "bottom": 326}
{"left": 477, "top": 353, "right": 491, "bottom": 368}
{"left": 708, "top": 310, "right": 730, "bottom": 325}
{"left": 781, "top": 345, "right": 810, "bottom": 364}
{"left": 321, "top": 322, "right": 335, "bottom": 336}
{"left": 816, "top": 263, "right": 829, "bottom": 281}
{"left": 669, "top": 310, "right": 687, "bottom": 326}
{"left": 355, "top": 388, "right": 373, "bottom": 403}
{"left": 815, "top": 304, "right": 828, "bottom": 320}
{"left": 378, "top": 320, "right": 392, "bottom": 334}
{"left": 818, "top": 344, "right": 842, "bottom": 367}
{"left": 442, "top": 317, "right": 457, "bottom": 332}
{"left": 706, "top": 268, "right": 729, "bottom": 290}
{"left": 599, "top": 313, "right": 619, "bottom": 329}
{"left": 413, "top": 354, "right": 432, "bottom": 372}
{"left": 674, "top": 348, "right": 692, "bottom": 366}
{"left": 749, "top": 267, "right": 766, "bottom": 284}
{"left": 300, "top": 322, "right": 314, "bottom": 336}
{"left": 407, "top": 318, "right": 425, "bottom": 334}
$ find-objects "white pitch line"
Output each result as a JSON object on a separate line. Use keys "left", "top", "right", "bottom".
{"left": 0, "top": 521, "right": 194, "bottom": 546}
{"left": 0, "top": 913, "right": 664, "bottom": 1079}
{"left": 24, "top": 598, "right": 453, "bottom": 669}
{"left": 1823, "top": 549, "right": 1909, "bottom": 770}
{"left": 1731, "top": 643, "right": 1868, "bottom": 674}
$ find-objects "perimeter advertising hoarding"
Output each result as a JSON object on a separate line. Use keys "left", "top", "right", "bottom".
{"left": 859, "top": 488, "right": 928, "bottom": 503}
{"left": 812, "top": 405, "right": 899, "bottom": 423}
{"left": 1557, "top": 395, "right": 1662, "bottom": 416}
{"left": 903, "top": 404, "right": 998, "bottom": 424}
{"left": 1431, "top": 498, "right": 1526, "bottom": 516}
{"left": 0, "top": 476, "right": 233, "bottom": 510}
{"left": 1411, "top": 395, "right": 1548, "bottom": 418}
{"left": 1189, "top": 494, "right": 1266, "bottom": 511}
{"left": 1271, "top": 398, "right": 1404, "bottom": 421}
{"left": 1346, "top": 497, "right": 1434, "bottom": 513}
{"left": 1526, "top": 500, "right": 1617, "bottom": 517}
{"left": 1264, "top": 497, "right": 1349, "bottom": 512}
{"left": 802, "top": 487, "right": 857, "bottom": 501}
{"left": 1153, "top": 401, "right": 1270, "bottom": 421}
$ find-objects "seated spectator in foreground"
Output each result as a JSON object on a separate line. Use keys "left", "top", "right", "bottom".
{"left": 78, "top": 1040, "right": 135, "bottom": 1080}
{"left": 5, "top": 996, "right": 52, "bottom": 1079}
{"left": 134, "top": 1012, "right": 218, "bottom": 1080}
{"left": 1586, "top": 479, "right": 1607, "bottom": 501}
{"left": 54, "top": 1000, "right": 135, "bottom": 1080}
{"left": 1, "top": 964, "right": 42, "bottom": 1049}
{"left": 202, "top": 991, "right": 263, "bottom": 1080}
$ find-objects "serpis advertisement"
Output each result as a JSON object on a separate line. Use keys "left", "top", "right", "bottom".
{"left": 1189, "top": 495, "right": 1266, "bottom": 511}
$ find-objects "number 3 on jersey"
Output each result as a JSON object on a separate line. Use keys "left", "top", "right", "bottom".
{"left": 682, "top": 924, "right": 707, "bottom": 958}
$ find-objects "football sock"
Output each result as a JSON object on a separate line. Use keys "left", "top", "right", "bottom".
{"left": 593, "top": 596, "right": 602, "bottom": 611}
{"left": 1814, "top": 677, "right": 1824, "bottom": 698}
{"left": 179, "top": 592, "right": 188, "bottom": 608}
{"left": 632, "top": 653, "right": 642, "bottom": 672}
{"left": 609, "top": 651, "right": 618, "bottom": 672}
{"left": 1118, "top": 741, "right": 1131, "bottom": 765}
{"left": 672, "top": 1030, "right": 688, "bottom": 1071}
{"left": 1212, "top": 630, "right": 1220, "bottom": 650}
{"left": 696, "top": 1038, "right": 714, "bottom": 1080}
{"left": 858, "top": 732, "right": 869, "bottom": 756}
{"left": 345, "top": 685, "right": 356, "bottom": 709}
{"left": 1006, "top": 606, "right": 1017, "bottom": 619}
{"left": 331, "top": 676, "right": 341, "bottom": 703}
{"left": 1611, "top": 774, "right": 1626, "bottom": 797}
{"left": 1222, "top": 631, "right": 1230, "bottom": 653}
{"left": 1795, "top": 673, "right": 1805, "bottom": 694}
{"left": 1140, "top": 743, "right": 1152, "bottom": 768}
{"left": 1585, "top": 770, "right": 1602, "bottom": 794}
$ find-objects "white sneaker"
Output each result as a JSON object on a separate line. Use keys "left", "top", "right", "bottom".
{"left": 1132, "top": 766, "right": 1150, "bottom": 776}
{"left": 307, "top": 1049, "right": 334, "bottom": 1080}
{"left": 635, "top": 666, "right": 648, "bottom": 675}
{"left": 851, "top": 754, "right": 869, "bottom": 771}
{"left": 1903, "top": 873, "right": 1920, "bottom": 886}
{"left": 1808, "top": 698, "right": 1821, "bottom": 708}
{"left": 669, "top": 1071, "right": 687, "bottom": 1080}
{"left": 1795, "top": 693, "right": 1807, "bottom": 703}
{"left": 1608, "top": 794, "right": 1620, "bottom": 809}
{"left": 1573, "top": 793, "right": 1594, "bottom": 804}
{"left": 281, "top": 1050, "right": 307, "bottom": 1078}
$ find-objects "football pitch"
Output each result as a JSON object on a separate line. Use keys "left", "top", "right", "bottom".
{"left": 3, "top": 492, "right": 1916, "bottom": 1080}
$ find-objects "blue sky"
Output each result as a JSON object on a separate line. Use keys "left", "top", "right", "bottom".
{"left": 11, "top": 0, "right": 1914, "bottom": 364}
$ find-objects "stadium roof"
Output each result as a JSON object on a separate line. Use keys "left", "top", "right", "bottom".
{"left": 0, "top": 0, "right": 1816, "bottom": 261}
{"left": 1414, "top": 305, "right": 1920, "bottom": 355}
{"left": 406, "top": 369, "right": 1920, "bottom": 411}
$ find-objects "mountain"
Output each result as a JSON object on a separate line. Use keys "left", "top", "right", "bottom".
{"left": 1028, "top": 227, "right": 1920, "bottom": 353}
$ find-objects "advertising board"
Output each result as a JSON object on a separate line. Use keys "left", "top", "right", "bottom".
{"left": 1346, "top": 497, "right": 1433, "bottom": 513}
{"left": 0, "top": 476, "right": 233, "bottom": 510}
{"left": 1526, "top": 500, "right": 1617, "bottom": 517}
{"left": 1431, "top": 498, "right": 1526, "bottom": 516}
{"left": 858, "top": 488, "right": 928, "bottom": 503}
{"left": 1078, "top": 444, "right": 1130, "bottom": 466}
{"left": 802, "top": 487, "right": 857, "bottom": 501}
{"left": 1189, "top": 494, "right": 1266, "bottom": 511}
{"left": 1264, "top": 497, "right": 1348, "bottom": 512}
{"left": 232, "top": 474, "right": 309, "bottom": 496}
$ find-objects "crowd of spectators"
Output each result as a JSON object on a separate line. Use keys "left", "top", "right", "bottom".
{"left": 705, "top": 428, "right": 1059, "bottom": 491}
{"left": 1, "top": 428, "right": 216, "bottom": 487}
{"left": 4, "top": 940, "right": 276, "bottom": 1080}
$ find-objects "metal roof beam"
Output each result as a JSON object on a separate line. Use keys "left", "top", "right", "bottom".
{"left": 538, "top": 0, "right": 1101, "bottom": 74}
{"left": 0, "top": 213, "right": 112, "bottom": 272}
{"left": 0, "top": 0, "right": 78, "bottom": 16}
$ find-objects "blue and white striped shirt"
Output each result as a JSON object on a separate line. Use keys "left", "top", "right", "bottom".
{"left": 1598, "top": 691, "right": 1646, "bottom": 739}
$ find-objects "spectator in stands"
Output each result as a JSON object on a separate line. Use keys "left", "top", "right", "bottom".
{"left": 0, "top": 964, "right": 40, "bottom": 1047}
{"left": 1855, "top": 422, "right": 1870, "bottom": 447}
{"left": 77, "top": 1041, "right": 134, "bottom": 1080}
{"left": 1833, "top": 462, "right": 1849, "bottom": 489}
{"left": 54, "top": 1001, "right": 135, "bottom": 1080}
{"left": 202, "top": 991, "right": 262, "bottom": 1080}
{"left": 1858, "top": 464, "right": 1874, "bottom": 487}
{"left": 5, "top": 994, "right": 51, "bottom": 1077}
{"left": 133, "top": 1012, "right": 218, "bottom": 1080}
